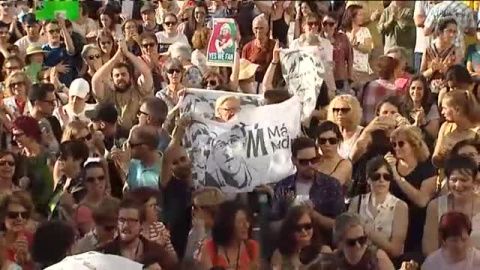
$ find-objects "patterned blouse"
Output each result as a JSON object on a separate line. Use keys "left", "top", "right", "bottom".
{"left": 356, "top": 193, "right": 401, "bottom": 240}
{"left": 142, "top": 221, "right": 177, "bottom": 260}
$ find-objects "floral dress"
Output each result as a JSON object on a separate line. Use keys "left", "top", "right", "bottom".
{"left": 345, "top": 27, "right": 373, "bottom": 75}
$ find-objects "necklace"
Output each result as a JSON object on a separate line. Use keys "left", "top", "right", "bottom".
{"left": 223, "top": 242, "right": 241, "bottom": 270}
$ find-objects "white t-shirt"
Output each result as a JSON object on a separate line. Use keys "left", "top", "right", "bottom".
{"left": 155, "top": 31, "right": 190, "bottom": 53}
{"left": 423, "top": 248, "right": 480, "bottom": 270}
{"left": 414, "top": 1, "right": 434, "bottom": 53}
{"left": 53, "top": 103, "right": 96, "bottom": 127}
{"left": 14, "top": 36, "right": 47, "bottom": 55}
{"left": 295, "top": 179, "right": 313, "bottom": 196}
{"left": 289, "top": 35, "right": 334, "bottom": 63}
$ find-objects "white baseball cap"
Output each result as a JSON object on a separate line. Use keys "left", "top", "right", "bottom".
{"left": 69, "top": 78, "right": 90, "bottom": 99}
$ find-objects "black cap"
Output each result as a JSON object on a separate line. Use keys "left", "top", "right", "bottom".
{"left": 22, "top": 13, "right": 38, "bottom": 25}
{"left": 141, "top": 3, "right": 156, "bottom": 14}
{"left": 85, "top": 102, "right": 118, "bottom": 124}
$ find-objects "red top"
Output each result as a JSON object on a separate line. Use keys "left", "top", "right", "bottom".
{"left": 205, "top": 239, "right": 259, "bottom": 270}
{"left": 6, "top": 231, "right": 34, "bottom": 270}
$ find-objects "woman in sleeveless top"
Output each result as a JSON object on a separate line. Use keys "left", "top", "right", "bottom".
{"left": 327, "top": 95, "right": 364, "bottom": 161}
{"left": 198, "top": 201, "right": 259, "bottom": 270}
{"left": 349, "top": 156, "right": 408, "bottom": 259}
{"left": 423, "top": 156, "right": 480, "bottom": 255}
{"left": 420, "top": 18, "right": 462, "bottom": 95}
{"left": 385, "top": 126, "right": 437, "bottom": 259}
{"left": 334, "top": 213, "right": 395, "bottom": 270}
{"left": 315, "top": 121, "right": 352, "bottom": 187}
{"left": 271, "top": 206, "right": 331, "bottom": 270}
{"left": 433, "top": 91, "right": 480, "bottom": 168}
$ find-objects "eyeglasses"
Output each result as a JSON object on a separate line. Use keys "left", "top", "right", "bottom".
{"left": 142, "top": 42, "right": 156, "bottom": 48}
{"left": 119, "top": 217, "right": 139, "bottom": 224}
{"left": 297, "top": 156, "right": 320, "bottom": 166}
{"left": 323, "top": 21, "right": 335, "bottom": 27}
{"left": 370, "top": 172, "right": 393, "bottom": 182}
{"left": 0, "top": 160, "right": 14, "bottom": 167}
{"left": 167, "top": 68, "right": 182, "bottom": 74}
{"left": 48, "top": 28, "right": 61, "bottom": 34}
{"left": 128, "top": 141, "right": 144, "bottom": 148}
{"left": 7, "top": 210, "right": 30, "bottom": 220}
{"left": 137, "top": 110, "right": 149, "bottom": 117}
{"left": 294, "top": 223, "right": 313, "bottom": 232}
{"left": 77, "top": 133, "right": 93, "bottom": 141}
{"left": 392, "top": 140, "right": 405, "bottom": 148}
{"left": 86, "top": 175, "right": 105, "bottom": 182}
{"left": 164, "top": 21, "right": 177, "bottom": 27}
{"left": 345, "top": 235, "right": 368, "bottom": 247}
{"left": 318, "top": 137, "right": 338, "bottom": 145}
{"left": 9, "top": 82, "right": 25, "bottom": 88}
{"left": 88, "top": 54, "right": 101, "bottom": 60}
{"left": 181, "top": 18, "right": 189, "bottom": 22}
{"left": 333, "top": 107, "right": 351, "bottom": 114}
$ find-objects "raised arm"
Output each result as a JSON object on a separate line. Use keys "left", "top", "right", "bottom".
{"left": 58, "top": 15, "right": 75, "bottom": 55}
{"left": 120, "top": 41, "right": 153, "bottom": 95}
{"left": 262, "top": 40, "right": 280, "bottom": 91}
{"left": 228, "top": 43, "right": 241, "bottom": 91}
{"left": 91, "top": 45, "right": 123, "bottom": 100}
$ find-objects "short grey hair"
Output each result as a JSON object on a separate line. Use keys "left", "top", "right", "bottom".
{"left": 386, "top": 46, "right": 408, "bottom": 63}
{"left": 81, "top": 44, "right": 101, "bottom": 61}
{"left": 334, "top": 213, "right": 363, "bottom": 245}
{"left": 252, "top": 13, "right": 269, "bottom": 30}
{"left": 169, "top": 42, "right": 192, "bottom": 62}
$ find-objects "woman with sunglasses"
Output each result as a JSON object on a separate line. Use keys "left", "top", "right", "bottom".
{"left": 423, "top": 156, "right": 480, "bottom": 256}
{"left": 423, "top": 212, "right": 480, "bottom": 269}
{"left": 180, "top": 2, "right": 208, "bottom": 47}
{"left": 124, "top": 187, "right": 177, "bottom": 261}
{"left": 293, "top": 1, "right": 320, "bottom": 39}
{"left": 315, "top": 121, "right": 352, "bottom": 187}
{"left": 156, "top": 13, "right": 189, "bottom": 54}
{"left": 139, "top": 33, "right": 163, "bottom": 94}
{"left": 0, "top": 192, "right": 35, "bottom": 269}
{"left": 168, "top": 42, "right": 203, "bottom": 89}
{"left": 2, "top": 71, "right": 31, "bottom": 119}
{"left": 403, "top": 75, "right": 440, "bottom": 152}
{"left": 385, "top": 125, "right": 436, "bottom": 260}
{"left": 80, "top": 45, "right": 103, "bottom": 94}
{"left": 348, "top": 156, "right": 408, "bottom": 260}
{"left": 327, "top": 95, "right": 363, "bottom": 161}
{"left": 321, "top": 12, "right": 353, "bottom": 95}
{"left": 0, "top": 151, "right": 18, "bottom": 200}
{"left": 334, "top": 213, "right": 395, "bottom": 269}
{"left": 198, "top": 201, "right": 259, "bottom": 270}
{"left": 155, "top": 58, "right": 185, "bottom": 113}
{"left": 271, "top": 205, "right": 331, "bottom": 269}
{"left": 96, "top": 30, "right": 117, "bottom": 64}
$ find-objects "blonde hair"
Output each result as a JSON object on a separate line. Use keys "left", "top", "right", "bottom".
{"left": 215, "top": 95, "right": 240, "bottom": 117}
{"left": 61, "top": 120, "right": 88, "bottom": 142}
{"left": 193, "top": 187, "right": 225, "bottom": 207}
{"left": 4, "top": 71, "right": 32, "bottom": 98}
{"left": 391, "top": 125, "right": 430, "bottom": 162}
{"left": 327, "top": 95, "right": 362, "bottom": 128}
{"left": 443, "top": 90, "right": 480, "bottom": 123}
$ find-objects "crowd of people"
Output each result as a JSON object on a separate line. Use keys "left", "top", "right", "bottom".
{"left": 0, "top": 0, "right": 479, "bottom": 269}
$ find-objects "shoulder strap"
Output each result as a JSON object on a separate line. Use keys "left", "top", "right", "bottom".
{"left": 330, "top": 159, "right": 346, "bottom": 176}
{"left": 357, "top": 195, "right": 362, "bottom": 214}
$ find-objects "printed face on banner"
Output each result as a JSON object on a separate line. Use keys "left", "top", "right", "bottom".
{"left": 207, "top": 18, "right": 237, "bottom": 67}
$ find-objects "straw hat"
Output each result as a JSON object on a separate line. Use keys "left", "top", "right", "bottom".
{"left": 233, "top": 59, "right": 259, "bottom": 81}
{"left": 26, "top": 45, "right": 47, "bottom": 56}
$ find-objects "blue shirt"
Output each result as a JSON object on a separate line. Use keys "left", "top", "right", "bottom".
{"left": 42, "top": 44, "right": 76, "bottom": 86}
{"left": 271, "top": 172, "right": 345, "bottom": 221}
{"left": 127, "top": 157, "right": 162, "bottom": 190}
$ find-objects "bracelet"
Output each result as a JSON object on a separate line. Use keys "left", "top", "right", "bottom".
{"left": 271, "top": 61, "right": 279, "bottom": 65}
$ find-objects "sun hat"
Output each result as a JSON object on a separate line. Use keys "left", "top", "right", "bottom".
{"left": 26, "top": 45, "right": 47, "bottom": 56}
{"left": 233, "top": 59, "right": 259, "bottom": 81}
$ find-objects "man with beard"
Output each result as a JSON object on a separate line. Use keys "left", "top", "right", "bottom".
{"left": 97, "top": 198, "right": 178, "bottom": 269}
{"left": 126, "top": 125, "right": 162, "bottom": 190}
{"left": 92, "top": 39, "right": 153, "bottom": 129}
{"left": 271, "top": 137, "right": 344, "bottom": 245}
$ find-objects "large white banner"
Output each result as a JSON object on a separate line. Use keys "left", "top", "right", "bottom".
{"left": 280, "top": 46, "right": 334, "bottom": 121}
{"left": 180, "top": 88, "right": 263, "bottom": 119}
{"left": 184, "top": 96, "right": 301, "bottom": 193}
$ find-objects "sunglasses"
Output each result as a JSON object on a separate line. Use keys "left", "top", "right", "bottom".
{"left": 137, "top": 110, "right": 149, "bottom": 117}
{"left": 318, "top": 137, "right": 338, "bottom": 145}
{"left": 345, "top": 235, "right": 368, "bottom": 247}
{"left": 142, "top": 42, "right": 156, "bottom": 48}
{"left": 307, "top": 22, "right": 319, "bottom": 27}
{"left": 103, "top": 225, "right": 116, "bottom": 232}
{"left": 181, "top": 18, "right": 189, "bottom": 22}
{"left": 167, "top": 68, "right": 181, "bottom": 74}
{"left": 323, "top": 21, "right": 335, "bottom": 27}
{"left": 0, "top": 3, "right": 11, "bottom": 7}
{"left": 164, "top": 21, "right": 177, "bottom": 27}
{"left": 206, "top": 80, "right": 218, "bottom": 86}
{"left": 333, "top": 108, "right": 351, "bottom": 114}
{"left": 0, "top": 160, "right": 14, "bottom": 166}
{"left": 391, "top": 140, "right": 405, "bottom": 148}
{"left": 88, "top": 54, "right": 100, "bottom": 60}
{"left": 294, "top": 223, "right": 313, "bottom": 232}
{"left": 48, "top": 29, "right": 61, "bottom": 34}
{"left": 297, "top": 156, "right": 320, "bottom": 166}
{"left": 370, "top": 172, "right": 393, "bottom": 182}
{"left": 7, "top": 211, "right": 30, "bottom": 220}
{"left": 77, "top": 133, "right": 93, "bottom": 141}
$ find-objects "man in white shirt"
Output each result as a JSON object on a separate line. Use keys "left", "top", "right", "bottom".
{"left": 14, "top": 13, "right": 46, "bottom": 56}
{"left": 155, "top": 13, "right": 189, "bottom": 53}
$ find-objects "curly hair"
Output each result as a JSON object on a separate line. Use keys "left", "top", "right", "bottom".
{"left": 211, "top": 201, "right": 252, "bottom": 247}
{"left": 4, "top": 71, "right": 32, "bottom": 98}
{"left": 61, "top": 120, "right": 88, "bottom": 142}
{"left": 390, "top": 125, "right": 430, "bottom": 162}
{"left": 327, "top": 95, "right": 362, "bottom": 129}
{"left": 192, "top": 27, "right": 210, "bottom": 50}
